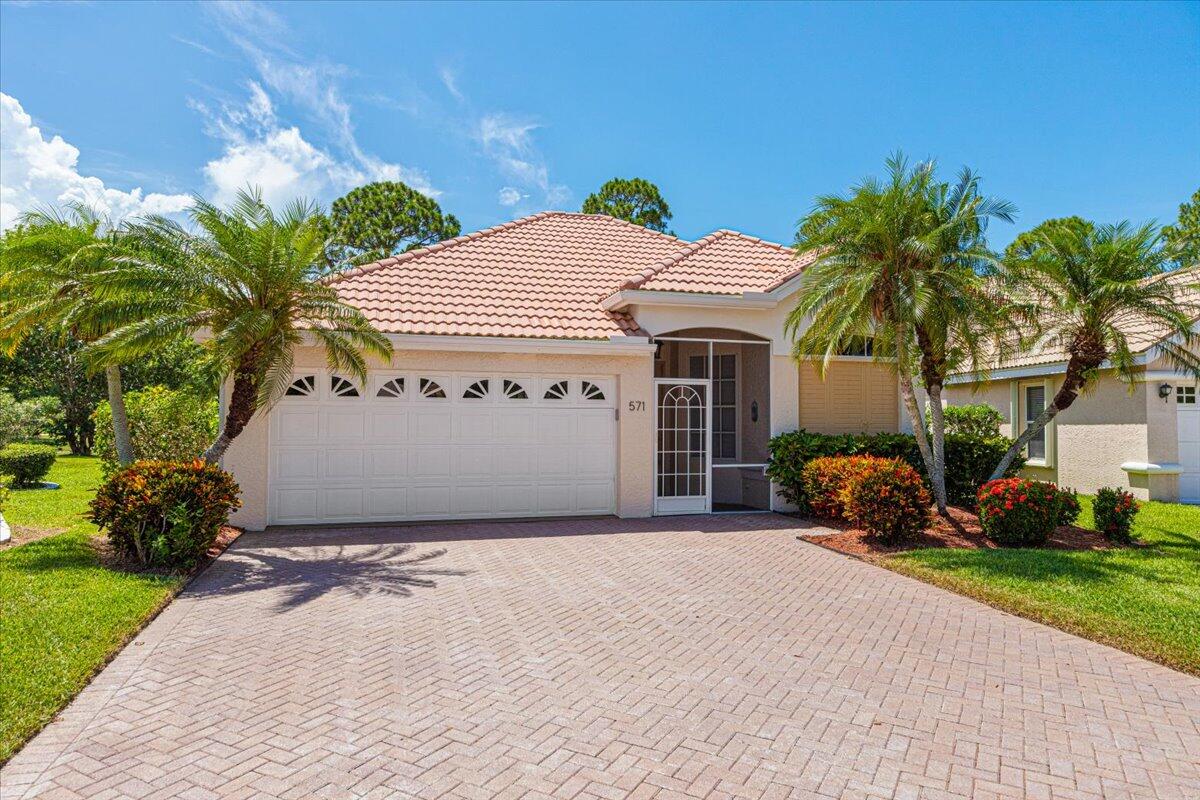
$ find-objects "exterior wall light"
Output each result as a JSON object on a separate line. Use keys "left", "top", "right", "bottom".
{"left": 1158, "top": 383, "right": 1172, "bottom": 401}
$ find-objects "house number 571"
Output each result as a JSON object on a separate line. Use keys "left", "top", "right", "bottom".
{"left": 628, "top": 400, "right": 646, "bottom": 412}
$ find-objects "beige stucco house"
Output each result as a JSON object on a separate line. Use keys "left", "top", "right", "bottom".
{"left": 944, "top": 267, "right": 1200, "bottom": 503}
{"left": 223, "top": 212, "right": 902, "bottom": 530}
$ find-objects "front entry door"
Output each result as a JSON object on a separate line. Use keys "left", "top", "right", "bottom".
{"left": 654, "top": 379, "right": 711, "bottom": 514}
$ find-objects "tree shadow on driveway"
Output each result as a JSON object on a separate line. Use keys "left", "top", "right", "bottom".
{"left": 187, "top": 544, "right": 471, "bottom": 610}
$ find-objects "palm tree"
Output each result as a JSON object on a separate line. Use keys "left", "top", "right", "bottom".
{"left": 786, "top": 153, "right": 1016, "bottom": 514}
{"left": 89, "top": 189, "right": 392, "bottom": 463}
{"left": 988, "top": 222, "right": 1200, "bottom": 480}
{"left": 0, "top": 206, "right": 141, "bottom": 464}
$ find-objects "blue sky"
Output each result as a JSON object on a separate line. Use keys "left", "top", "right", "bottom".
{"left": 1, "top": 0, "right": 1197, "bottom": 248}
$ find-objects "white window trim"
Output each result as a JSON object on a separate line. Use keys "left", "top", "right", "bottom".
{"left": 1014, "top": 378, "right": 1056, "bottom": 469}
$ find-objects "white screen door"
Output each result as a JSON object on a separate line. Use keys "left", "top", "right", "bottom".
{"left": 654, "top": 379, "right": 711, "bottom": 514}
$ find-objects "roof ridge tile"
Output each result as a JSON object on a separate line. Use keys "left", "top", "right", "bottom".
{"left": 619, "top": 230, "right": 731, "bottom": 291}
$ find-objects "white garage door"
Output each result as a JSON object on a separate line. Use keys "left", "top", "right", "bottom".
{"left": 1178, "top": 384, "right": 1199, "bottom": 504}
{"left": 268, "top": 371, "right": 617, "bottom": 525}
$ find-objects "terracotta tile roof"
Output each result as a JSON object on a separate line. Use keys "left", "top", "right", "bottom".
{"left": 329, "top": 212, "right": 687, "bottom": 340}
{"left": 620, "top": 230, "right": 817, "bottom": 295}
{"left": 328, "top": 212, "right": 812, "bottom": 340}
{"left": 976, "top": 266, "right": 1200, "bottom": 372}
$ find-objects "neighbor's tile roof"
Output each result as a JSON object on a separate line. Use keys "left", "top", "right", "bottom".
{"left": 329, "top": 212, "right": 810, "bottom": 340}
{"left": 618, "top": 229, "right": 819, "bottom": 295}
{"left": 976, "top": 266, "right": 1200, "bottom": 372}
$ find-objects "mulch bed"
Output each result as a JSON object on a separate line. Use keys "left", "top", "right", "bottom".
{"left": 801, "top": 505, "right": 1113, "bottom": 556}
{"left": 90, "top": 524, "right": 244, "bottom": 578}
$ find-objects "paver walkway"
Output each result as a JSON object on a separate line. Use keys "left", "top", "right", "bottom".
{"left": 3, "top": 514, "right": 1198, "bottom": 800}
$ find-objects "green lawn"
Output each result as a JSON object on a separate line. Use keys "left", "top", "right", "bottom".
{"left": 0, "top": 456, "right": 181, "bottom": 763}
{"left": 886, "top": 497, "right": 1200, "bottom": 675}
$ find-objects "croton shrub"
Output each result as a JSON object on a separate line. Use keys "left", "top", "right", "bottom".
{"left": 842, "top": 457, "right": 931, "bottom": 544}
{"left": 89, "top": 459, "right": 241, "bottom": 570}
{"left": 976, "top": 477, "right": 1078, "bottom": 546}
{"left": 1093, "top": 486, "right": 1139, "bottom": 544}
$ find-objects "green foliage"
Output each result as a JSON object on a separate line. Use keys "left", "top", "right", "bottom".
{"left": 1055, "top": 487, "right": 1082, "bottom": 527}
{"left": 766, "top": 429, "right": 1022, "bottom": 510}
{"left": 89, "top": 460, "right": 241, "bottom": 569}
{"left": 0, "top": 476, "right": 9, "bottom": 514}
{"left": 941, "top": 404, "right": 1003, "bottom": 438}
{"left": 581, "top": 177, "right": 673, "bottom": 233}
{"left": 93, "top": 387, "right": 218, "bottom": 475}
{"left": 322, "top": 181, "right": 461, "bottom": 270}
{"left": 843, "top": 458, "right": 932, "bottom": 544}
{"left": 1002, "top": 216, "right": 1093, "bottom": 261}
{"left": 0, "top": 392, "right": 61, "bottom": 447}
{"left": 1162, "top": 188, "right": 1200, "bottom": 267}
{"left": 90, "top": 188, "right": 393, "bottom": 462}
{"left": 1093, "top": 487, "right": 1139, "bottom": 544}
{"left": 0, "top": 443, "right": 57, "bottom": 487}
{"left": 976, "top": 478, "right": 1062, "bottom": 546}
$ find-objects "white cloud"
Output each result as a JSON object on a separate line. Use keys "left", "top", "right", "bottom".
{"left": 439, "top": 66, "right": 464, "bottom": 102}
{"left": 477, "top": 113, "right": 569, "bottom": 209}
{"left": 201, "top": 0, "right": 437, "bottom": 202}
{"left": 194, "top": 84, "right": 425, "bottom": 209}
{"left": 0, "top": 92, "right": 192, "bottom": 230}
{"left": 497, "top": 186, "right": 522, "bottom": 207}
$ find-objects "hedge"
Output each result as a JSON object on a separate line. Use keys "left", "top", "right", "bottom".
{"left": 0, "top": 443, "right": 57, "bottom": 488}
{"left": 765, "top": 429, "right": 1024, "bottom": 511}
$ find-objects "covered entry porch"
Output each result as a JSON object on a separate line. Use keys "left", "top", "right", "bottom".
{"left": 652, "top": 328, "right": 772, "bottom": 514}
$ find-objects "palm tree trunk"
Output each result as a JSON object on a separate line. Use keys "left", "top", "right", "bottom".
{"left": 988, "top": 354, "right": 1098, "bottom": 481}
{"left": 926, "top": 381, "right": 949, "bottom": 515}
{"left": 105, "top": 365, "right": 135, "bottom": 467}
{"left": 202, "top": 363, "right": 260, "bottom": 465}
{"left": 898, "top": 375, "right": 935, "bottom": 478}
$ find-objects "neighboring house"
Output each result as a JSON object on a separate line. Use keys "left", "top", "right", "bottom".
{"left": 223, "top": 212, "right": 903, "bottom": 529}
{"left": 944, "top": 268, "right": 1200, "bottom": 503}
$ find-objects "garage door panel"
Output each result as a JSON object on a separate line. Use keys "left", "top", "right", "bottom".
{"left": 322, "top": 409, "right": 366, "bottom": 442}
{"left": 275, "top": 409, "right": 318, "bottom": 443}
{"left": 452, "top": 485, "right": 493, "bottom": 515}
{"left": 576, "top": 410, "right": 615, "bottom": 443}
{"left": 577, "top": 482, "right": 614, "bottom": 514}
{"left": 325, "top": 449, "right": 364, "bottom": 480}
{"left": 410, "top": 409, "right": 451, "bottom": 443}
{"left": 368, "top": 410, "right": 408, "bottom": 443}
{"left": 537, "top": 412, "right": 575, "bottom": 444}
{"left": 455, "top": 410, "right": 494, "bottom": 442}
{"left": 273, "top": 449, "right": 320, "bottom": 481}
{"left": 367, "top": 449, "right": 407, "bottom": 479}
{"left": 269, "top": 371, "right": 616, "bottom": 524}
{"left": 322, "top": 487, "right": 364, "bottom": 519}
{"left": 495, "top": 484, "right": 535, "bottom": 514}
{"left": 454, "top": 446, "right": 494, "bottom": 478}
{"left": 538, "top": 484, "right": 574, "bottom": 514}
{"left": 410, "top": 447, "right": 451, "bottom": 478}
{"left": 409, "top": 486, "right": 451, "bottom": 516}
{"left": 274, "top": 488, "right": 317, "bottom": 522}
{"left": 493, "top": 446, "right": 535, "bottom": 478}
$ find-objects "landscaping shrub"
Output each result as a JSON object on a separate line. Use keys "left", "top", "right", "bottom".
{"left": 1094, "top": 487, "right": 1139, "bottom": 544}
{"left": 767, "top": 429, "right": 1022, "bottom": 510}
{"left": 0, "top": 444, "right": 57, "bottom": 487}
{"left": 1055, "top": 487, "right": 1082, "bottom": 527}
{"left": 93, "top": 387, "right": 218, "bottom": 475}
{"left": 89, "top": 460, "right": 241, "bottom": 569}
{"left": 976, "top": 477, "right": 1063, "bottom": 546}
{"left": 799, "top": 455, "right": 876, "bottom": 519}
{"left": 941, "top": 404, "right": 1003, "bottom": 439}
{"left": 843, "top": 458, "right": 931, "bottom": 544}
{"left": 0, "top": 392, "right": 62, "bottom": 447}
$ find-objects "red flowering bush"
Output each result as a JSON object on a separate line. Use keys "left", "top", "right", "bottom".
{"left": 1094, "top": 486, "right": 1139, "bottom": 544}
{"left": 799, "top": 455, "right": 878, "bottom": 518}
{"left": 89, "top": 460, "right": 241, "bottom": 569}
{"left": 976, "top": 477, "right": 1065, "bottom": 546}
{"left": 843, "top": 458, "right": 931, "bottom": 544}
{"left": 1055, "top": 487, "right": 1082, "bottom": 527}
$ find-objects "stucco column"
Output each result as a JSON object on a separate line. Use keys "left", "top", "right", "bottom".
{"left": 769, "top": 355, "right": 799, "bottom": 512}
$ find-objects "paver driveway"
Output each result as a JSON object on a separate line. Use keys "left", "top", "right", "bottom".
{"left": 3, "top": 514, "right": 1199, "bottom": 800}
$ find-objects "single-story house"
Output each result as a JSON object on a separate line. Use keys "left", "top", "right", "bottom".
{"left": 224, "top": 212, "right": 904, "bottom": 529}
{"left": 944, "top": 266, "right": 1199, "bottom": 503}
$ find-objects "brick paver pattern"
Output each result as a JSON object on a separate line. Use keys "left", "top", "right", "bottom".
{"left": 3, "top": 514, "right": 1198, "bottom": 800}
